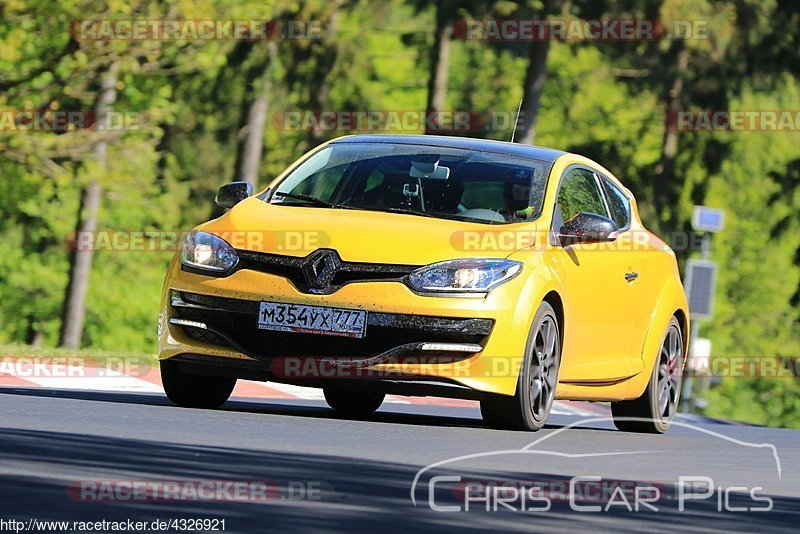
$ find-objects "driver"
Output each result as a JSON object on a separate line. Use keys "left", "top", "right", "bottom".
{"left": 502, "top": 168, "right": 537, "bottom": 221}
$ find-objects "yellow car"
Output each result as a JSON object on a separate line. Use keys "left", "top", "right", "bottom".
{"left": 159, "top": 134, "right": 688, "bottom": 433}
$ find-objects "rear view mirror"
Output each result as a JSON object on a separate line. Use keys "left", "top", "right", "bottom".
{"left": 410, "top": 165, "right": 450, "bottom": 180}
{"left": 410, "top": 157, "right": 450, "bottom": 180}
{"left": 215, "top": 181, "right": 253, "bottom": 209}
{"left": 557, "top": 212, "right": 617, "bottom": 246}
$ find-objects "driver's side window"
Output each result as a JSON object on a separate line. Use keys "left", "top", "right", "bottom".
{"left": 557, "top": 168, "right": 608, "bottom": 222}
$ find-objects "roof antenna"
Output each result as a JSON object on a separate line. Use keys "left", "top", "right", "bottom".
{"left": 510, "top": 98, "right": 523, "bottom": 143}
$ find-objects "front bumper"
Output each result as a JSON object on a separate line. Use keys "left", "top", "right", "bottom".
{"left": 159, "top": 262, "right": 534, "bottom": 396}
{"left": 169, "top": 290, "right": 493, "bottom": 360}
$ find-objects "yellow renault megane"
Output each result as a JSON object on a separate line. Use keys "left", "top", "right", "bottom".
{"left": 159, "top": 134, "right": 689, "bottom": 433}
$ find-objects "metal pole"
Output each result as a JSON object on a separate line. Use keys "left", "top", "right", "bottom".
{"left": 682, "top": 232, "right": 710, "bottom": 414}
{"left": 701, "top": 232, "right": 710, "bottom": 261}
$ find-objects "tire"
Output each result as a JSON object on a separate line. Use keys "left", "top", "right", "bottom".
{"left": 612, "top": 317, "right": 683, "bottom": 434}
{"left": 160, "top": 359, "right": 236, "bottom": 409}
{"left": 480, "top": 301, "right": 561, "bottom": 431}
{"left": 323, "top": 388, "right": 385, "bottom": 417}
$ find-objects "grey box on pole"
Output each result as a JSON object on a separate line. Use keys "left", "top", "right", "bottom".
{"left": 684, "top": 259, "right": 717, "bottom": 320}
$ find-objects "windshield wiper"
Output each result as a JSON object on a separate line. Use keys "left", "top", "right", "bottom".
{"left": 271, "top": 192, "right": 340, "bottom": 208}
{"left": 272, "top": 194, "right": 433, "bottom": 219}
{"left": 366, "top": 207, "right": 436, "bottom": 219}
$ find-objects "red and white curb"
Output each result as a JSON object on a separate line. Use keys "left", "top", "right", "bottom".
{"left": 0, "top": 362, "right": 609, "bottom": 417}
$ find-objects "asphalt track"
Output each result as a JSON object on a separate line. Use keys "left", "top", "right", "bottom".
{"left": 1, "top": 387, "right": 798, "bottom": 533}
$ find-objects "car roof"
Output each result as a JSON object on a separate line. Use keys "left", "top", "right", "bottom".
{"left": 329, "top": 134, "right": 565, "bottom": 164}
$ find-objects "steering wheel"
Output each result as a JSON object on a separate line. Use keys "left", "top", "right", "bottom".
{"left": 456, "top": 208, "right": 507, "bottom": 223}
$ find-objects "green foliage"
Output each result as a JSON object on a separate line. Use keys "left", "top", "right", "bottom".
{"left": 696, "top": 77, "right": 800, "bottom": 427}
{"left": 703, "top": 375, "right": 800, "bottom": 430}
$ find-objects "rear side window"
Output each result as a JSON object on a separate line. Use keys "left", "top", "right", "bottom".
{"left": 557, "top": 168, "right": 608, "bottom": 222}
{"left": 601, "top": 180, "right": 630, "bottom": 229}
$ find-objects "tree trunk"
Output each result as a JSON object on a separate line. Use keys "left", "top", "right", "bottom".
{"left": 237, "top": 80, "right": 270, "bottom": 188}
{"left": 59, "top": 62, "right": 118, "bottom": 349}
{"left": 654, "top": 46, "right": 690, "bottom": 219}
{"left": 235, "top": 43, "right": 278, "bottom": 189}
{"left": 425, "top": 1, "right": 455, "bottom": 133}
{"left": 516, "top": 39, "right": 551, "bottom": 144}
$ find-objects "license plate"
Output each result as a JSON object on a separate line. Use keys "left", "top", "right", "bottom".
{"left": 257, "top": 301, "right": 367, "bottom": 338}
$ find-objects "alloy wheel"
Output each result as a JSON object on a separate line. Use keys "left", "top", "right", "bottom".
{"left": 529, "top": 315, "right": 559, "bottom": 422}
{"left": 657, "top": 324, "right": 683, "bottom": 421}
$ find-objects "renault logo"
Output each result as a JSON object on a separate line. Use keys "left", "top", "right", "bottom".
{"left": 301, "top": 249, "right": 341, "bottom": 292}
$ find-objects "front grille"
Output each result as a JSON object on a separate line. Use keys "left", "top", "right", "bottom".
{"left": 170, "top": 291, "right": 492, "bottom": 360}
{"left": 234, "top": 249, "right": 418, "bottom": 294}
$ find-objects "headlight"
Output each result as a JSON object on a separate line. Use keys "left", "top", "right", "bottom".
{"left": 181, "top": 231, "right": 239, "bottom": 272}
{"left": 406, "top": 259, "right": 522, "bottom": 295}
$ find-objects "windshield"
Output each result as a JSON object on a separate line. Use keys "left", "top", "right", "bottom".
{"left": 269, "top": 142, "right": 550, "bottom": 224}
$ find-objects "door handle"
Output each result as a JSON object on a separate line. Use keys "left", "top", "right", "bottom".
{"left": 625, "top": 272, "right": 639, "bottom": 282}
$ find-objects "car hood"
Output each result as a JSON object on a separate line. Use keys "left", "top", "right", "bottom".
{"left": 198, "top": 197, "right": 535, "bottom": 265}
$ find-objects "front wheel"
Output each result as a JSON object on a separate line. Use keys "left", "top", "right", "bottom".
{"left": 160, "top": 359, "right": 236, "bottom": 409}
{"left": 323, "top": 388, "right": 385, "bottom": 417}
{"left": 611, "top": 317, "right": 683, "bottom": 433}
{"left": 480, "top": 301, "right": 561, "bottom": 431}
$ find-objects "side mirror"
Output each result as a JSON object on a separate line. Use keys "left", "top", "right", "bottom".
{"left": 557, "top": 212, "right": 617, "bottom": 246}
{"left": 215, "top": 181, "right": 253, "bottom": 209}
